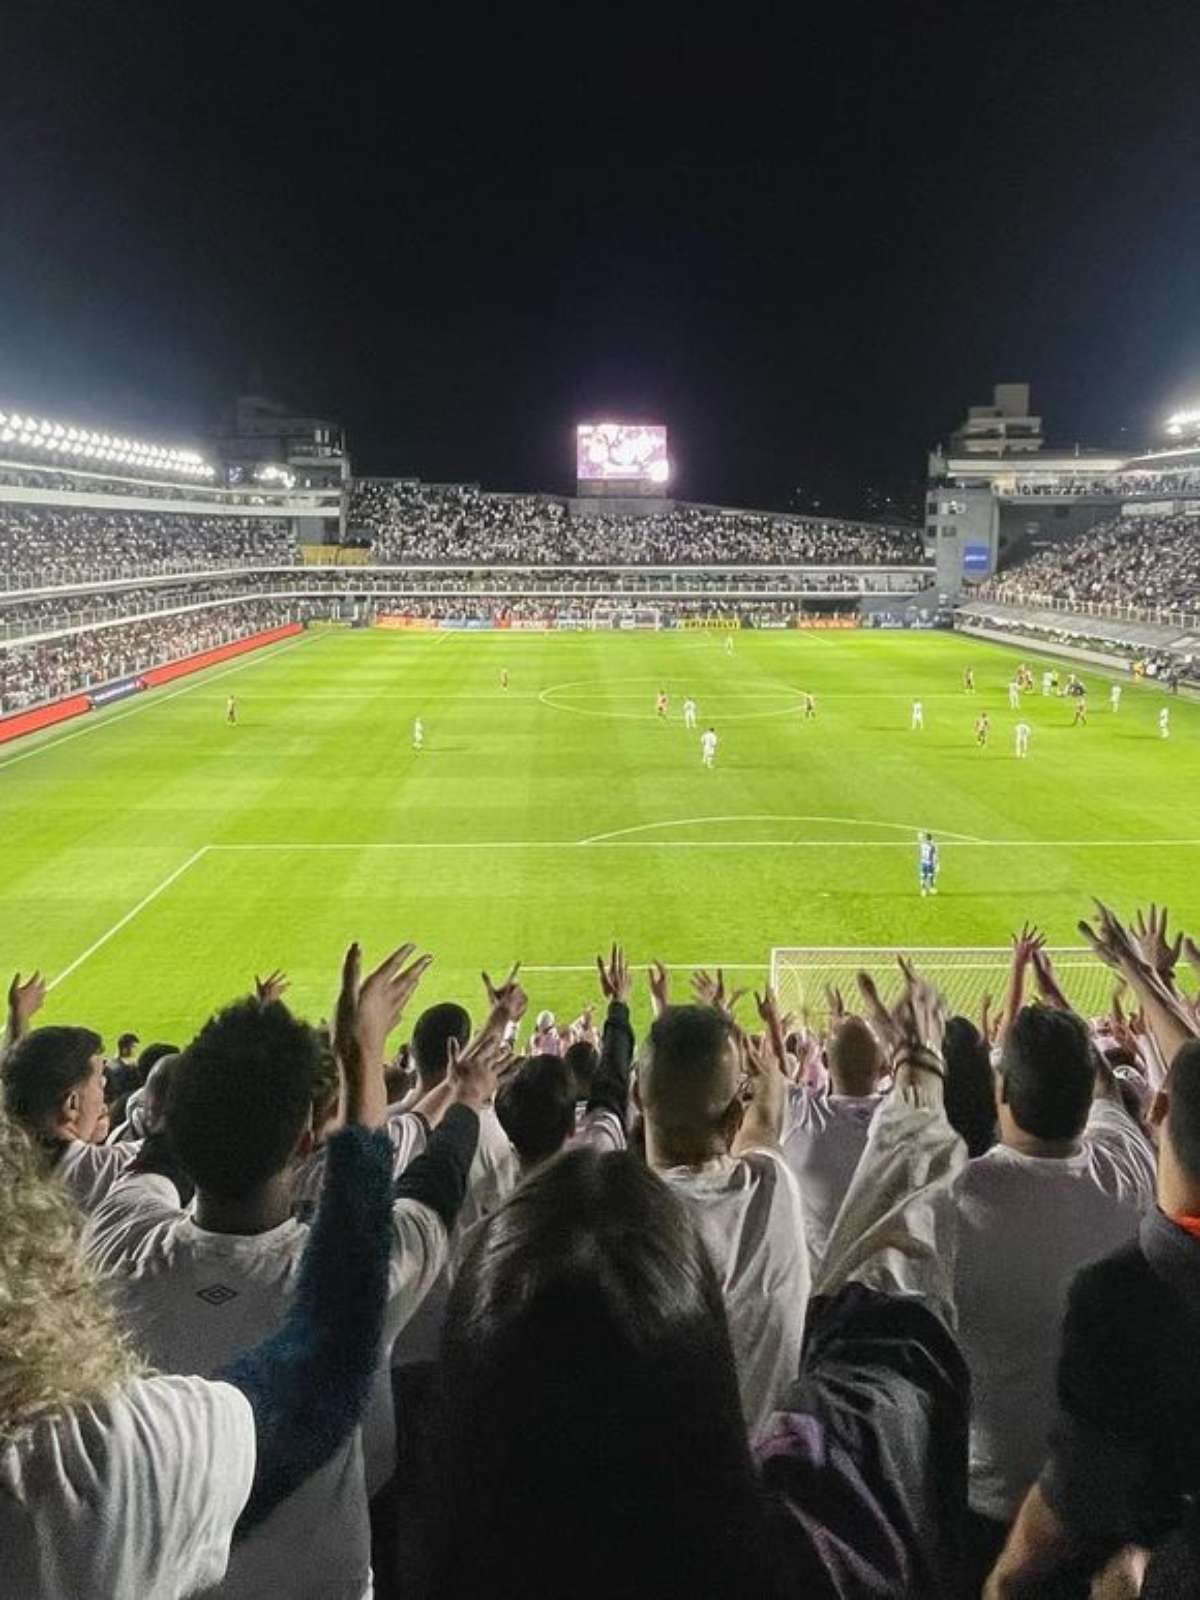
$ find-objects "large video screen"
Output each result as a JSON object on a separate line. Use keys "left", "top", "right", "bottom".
{"left": 576, "top": 422, "right": 669, "bottom": 484}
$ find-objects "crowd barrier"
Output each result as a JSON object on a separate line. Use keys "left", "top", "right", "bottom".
{"left": 0, "top": 623, "right": 304, "bottom": 747}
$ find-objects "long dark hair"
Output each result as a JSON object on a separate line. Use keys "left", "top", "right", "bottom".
{"left": 427, "top": 1148, "right": 771, "bottom": 1599}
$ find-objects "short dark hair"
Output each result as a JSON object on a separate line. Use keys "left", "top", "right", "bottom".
{"left": 167, "top": 1000, "right": 319, "bottom": 1199}
{"left": 117, "top": 1032, "right": 139, "bottom": 1056}
{"left": 496, "top": 1055, "right": 575, "bottom": 1166}
{"left": 639, "top": 1005, "right": 738, "bottom": 1138}
{"left": 137, "top": 1041, "right": 177, "bottom": 1076}
{"left": 943, "top": 1016, "right": 997, "bottom": 1158}
{"left": 411, "top": 1003, "right": 471, "bottom": 1088}
{"left": 1166, "top": 1041, "right": 1200, "bottom": 1184}
{"left": 998, "top": 1006, "right": 1094, "bottom": 1142}
{"left": 2, "top": 1026, "right": 103, "bottom": 1131}
{"left": 562, "top": 1039, "right": 598, "bottom": 1099}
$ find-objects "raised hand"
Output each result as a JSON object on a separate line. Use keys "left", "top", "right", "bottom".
{"left": 647, "top": 959, "right": 671, "bottom": 1018}
{"left": 856, "top": 968, "right": 901, "bottom": 1050}
{"left": 1030, "top": 946, "right": 1073, "bottom": 1012}
{"left": 596, "top": 942, "right": 631, "bottom": 1003}
{"left": 7, "top": 969, "right": 46, "bottom": 1040}
{"left": 447, "top": 1031, "right": 509, "bottom": 1111}
{"left": 823, "top": 984, "right": 847, "bottom": 1026}
{"left": 732, "top": 1027, "right": 786, "bottom": 1150}
{"left": 755, "top": 984, "right": 789, "bottom": 1072}
{"left": 691, "top": 967, "right": 747, "bottom": 1018}
{"left": 1011, "top": 921, "right": 1046, "bottom": 965}
{"left": 254, "top": 969, "right": 289, "bottom": 1005}
{"left": 893, "top": 956, "right": 947, "bottom": 1057}
{"left": 335, "top": 941, "right": 433, "bottom": 1127}
{"left": 482, "top": 962, "right": 528, "bottom": 1024}
{"left": 1132, "top": 904, "right": 1183, "bottom": 983}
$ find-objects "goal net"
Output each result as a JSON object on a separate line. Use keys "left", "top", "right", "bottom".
{"left": 769, "top": 946, "right": 1115, "bottom": 1027}
{"left": 590, "top": 605, "right": 662, "bottom": 631}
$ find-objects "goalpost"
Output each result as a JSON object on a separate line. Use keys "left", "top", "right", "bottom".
{"left": 768, "top": 945, "right": 1116, "bottom": 1026}
{"left": 590, "top": 605, "right": 662, "bottom": 631}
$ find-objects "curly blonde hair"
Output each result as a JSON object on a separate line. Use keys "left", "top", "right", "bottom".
{"left": 0, "top": 1112, "right": 145, "bottom": 1440}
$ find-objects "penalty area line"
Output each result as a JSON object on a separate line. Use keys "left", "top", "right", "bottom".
{"left": 47, "top": 847, "right": 212, "bottom": 994}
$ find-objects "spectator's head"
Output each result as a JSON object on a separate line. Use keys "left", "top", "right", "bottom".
{"left": 562, "top": 1038, "right": 598, "bottom": 1100}
{"left": 136, "top": 1040, "right": 178, "bottom": 1082}
{"left": 636, "top": 1005, "right": 741, "bottom": 1164}
{"left": 116, "top": 1032, "right": 139, "bottom": 1063}
{"left": 495, "top": 1054, "right": 575, "bottom": 1173}
{"left": 943, "top": 1016, "right": 997, "bottom": 1158}
{"left": 2, "top": 1026, "right": 106, "bottom": 1144}
{"left": 411, "top": 1002, "right": 471, "bottom": 1090}
{"left": 141, "top": 1052, "right": 182, "bottom": 1136}
{"left": 995, "top": 1005, "right": 1094, "bottom": 1145}
{"left": 828, "top": 1015, "right": 884, "bottom": 1097}
{"left": 310, "top": 1027, "right": 340, "bottom": 1143}
{"left": 0, "top": 1109, "right": 145, "bottom": 1437}
{"left": 1156, "top": 1041, "right": 1200, "bottom": 1215}
{"left": 166, "top": 999, "right": 320, "bottom": 1205}
{"left": 434, "top": 1148, "right": 764, "bottom": 1596}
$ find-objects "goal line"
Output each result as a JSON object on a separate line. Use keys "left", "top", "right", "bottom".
{"left": 769, "top": 945, "right": 1114, "bottom": 1026}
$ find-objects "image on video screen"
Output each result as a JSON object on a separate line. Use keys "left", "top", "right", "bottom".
{"left": 576, "top": 423, "right": 669, "bottom": 483}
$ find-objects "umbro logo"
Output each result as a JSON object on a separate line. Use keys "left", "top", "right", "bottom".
{"left": 196, "top": 1283, "right": 239, "bottom": 1306}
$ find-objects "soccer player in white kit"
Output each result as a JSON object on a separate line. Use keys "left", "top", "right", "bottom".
{"left": 1014, "top": 721, "right": 1031, "bottom": 759}
{"left": 911, "top": 700, "right": 924, "bottom": 730}
{"left": 1160, "top": 707, "right": 1170, "bottom": 739}
{"left": 683, "top": 697, "right": 697, "bottom": 729}
{"left": 1111, "top": 682, "right": 1121, "bottom": 713}
{"left": 701, "top": 727, "right": 718, "bottom": 768}
{"left": 1008, "top": 680, "right": 1021, "bottom": 710}
{"left": 725, "top": 636, "right": 734, "bottom": 655}
{"left": 413, "top": 717, "right": 424, "bottom": 751}
{"left": 1042, "top": 670, "right": 1053, "bottom": 696}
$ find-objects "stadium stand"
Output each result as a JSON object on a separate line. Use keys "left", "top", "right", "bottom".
{"left": 3, "top": 906, "right": 1197, "bottom": 1596}
{"left": 990, "top": 512, "right": 1200, "bottom": 613}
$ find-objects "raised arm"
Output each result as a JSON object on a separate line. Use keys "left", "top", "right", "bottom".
{"left": 218, "top": 938, "right": 430, "bottom": 1530}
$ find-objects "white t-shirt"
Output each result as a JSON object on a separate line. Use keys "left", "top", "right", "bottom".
{"left": 659, "top": 1145, "right": 809, "bottom": 1439}
{"left": 85, "top": 1172, "right": 447, "bottom": 1599}
{"left": 952, "top": 1099, "right": 1155, "bottom": 1520}
{"left": 783, "top": 1086, "right": 884, "bottom": 1272}
{"left": 390, "top": 1105, "right": 517, "bottom": 1369}
{"left": 292, "top": 1108, "right": 427, "bottom": 1220}
{"left": 0, "top": 1374, "right": 255, "bottom": 1600}
{"left": 56, "top": 1137, "right": 140, "bottom": 1212}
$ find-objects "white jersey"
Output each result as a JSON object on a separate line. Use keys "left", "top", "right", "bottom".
{"left": 1042, "top": 672, "right": 1053, "bottom": 695}
{"left": 413, "top": 719, "right": 424, "bottom": 747}
{"left": 1008, "top": 683, "right": 1020, "bottom": 709}
{"left": 700, "top": 731, "right": 718, "bottom": 764}
{"left": 1014, "top": 722, "right": 1031, "bottom": 756}
{"left": 683, "top": 699, "right": 697, "bottom": 727}
{"left": 1159, "top": 708, "right": 1170, "bottom": 736}
{"left": 1110, "top": 684, "right": 1121, "bottom": 710}
{"left": 911, "top": 701, "right": 923, "bottom": 727}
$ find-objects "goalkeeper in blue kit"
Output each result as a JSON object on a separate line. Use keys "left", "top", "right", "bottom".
{"left": 918, "top": 832, "right": 939, "bottom": 897}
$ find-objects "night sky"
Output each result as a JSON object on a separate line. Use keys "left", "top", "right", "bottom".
{"left": 3, "top": 1, "right": 1199, "bottom": 516}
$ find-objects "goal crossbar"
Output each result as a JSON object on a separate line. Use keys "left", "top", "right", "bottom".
{"left": 769, "top": 945, "right": 1113, "bottom": 1026}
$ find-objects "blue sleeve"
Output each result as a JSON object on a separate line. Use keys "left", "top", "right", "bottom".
{"left": 218, "top": 1123, "right": 393, "bottom": 1532}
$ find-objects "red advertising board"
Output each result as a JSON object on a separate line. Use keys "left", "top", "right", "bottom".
{"left": 0, "top": 694, "right": 92, "bottom": 746}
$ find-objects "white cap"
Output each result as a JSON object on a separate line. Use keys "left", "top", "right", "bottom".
{"left": 535, "top": 1009, "right": 555, "bottom": 1030}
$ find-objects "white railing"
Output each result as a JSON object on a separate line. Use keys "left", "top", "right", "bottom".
{"left": 975, "top": 585, "right": 1200, "bottom": 633}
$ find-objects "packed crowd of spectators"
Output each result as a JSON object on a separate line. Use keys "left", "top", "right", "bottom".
{"left": 350, "top": 480, "right": 926, "bottom": 566}
{"left": 4, "top": 903, "right": 1200, "bottom": 1596}
{"left": 0, "top": 506, "right": 295, "bottom": 588}
{"left": 1006, "top": 469, "right": 1200, "bottom": 498}
{"left": 0, "top": 600, "right": 296, "bottom": 711}
{"left": 992, "top": 513, "right": 1200, "bottom": 614}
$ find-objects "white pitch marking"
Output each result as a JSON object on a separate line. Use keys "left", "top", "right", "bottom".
{"left": 579, "top": 814, "right": 988, "bottom": 846}
{"left": 47, "top": 846, "right": 212, "bottom": 992}
{"left": 201, "top": 836, "right": 1200, "bottom": 853}
{"left": 0, "top": 633, "right": 318, "bottom": 775}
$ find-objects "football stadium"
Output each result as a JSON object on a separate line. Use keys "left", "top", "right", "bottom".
{"left": 10, "top": 12, "right": 1200, "bottom": 1598}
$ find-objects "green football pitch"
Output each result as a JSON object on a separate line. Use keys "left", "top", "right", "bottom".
{"left": 2, "top": 624, "right": 1196, "bottom": 1042}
